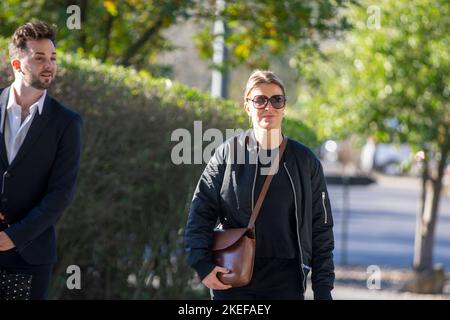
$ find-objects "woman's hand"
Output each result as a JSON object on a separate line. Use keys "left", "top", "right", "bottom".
{"left": 201, "top": 266, "right": 232, "bottom": 290}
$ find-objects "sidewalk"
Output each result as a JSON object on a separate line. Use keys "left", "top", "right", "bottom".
{"left": 305, "top": 266, "right": 450, "bottom": 300}
{"left": 307, "top": 161, "right": 450, "bottom": 299}
{"left": 313, "top": 285, "right": 450, "bottom": 300}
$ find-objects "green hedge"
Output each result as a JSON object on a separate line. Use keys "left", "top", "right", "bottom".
{"left": 0, "top": 38, "right": 317, "bottom": 299}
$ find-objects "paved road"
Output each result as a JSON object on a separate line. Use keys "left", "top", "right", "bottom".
{"left": 325, "top": 170, "right": 450, "bottom": 269}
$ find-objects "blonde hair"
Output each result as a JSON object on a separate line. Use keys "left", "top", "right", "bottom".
{"left": 243, "top": 70, "right": 286, "bottom": 103}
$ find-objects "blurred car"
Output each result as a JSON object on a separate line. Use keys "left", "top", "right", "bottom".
{"left": 373, "top": 143, "right": 412, "bottom": 175}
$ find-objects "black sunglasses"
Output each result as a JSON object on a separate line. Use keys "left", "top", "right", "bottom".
{"left": 246, "top": 95, "right": 287, "bottom": 109}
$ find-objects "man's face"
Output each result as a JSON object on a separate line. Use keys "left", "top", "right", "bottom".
{"left": 12, "top": 39, "right": 57, "bottom": 90}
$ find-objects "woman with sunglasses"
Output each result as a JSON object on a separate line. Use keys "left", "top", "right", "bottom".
{"left": 185, "top": 70, "right": 335, "bottom": 300}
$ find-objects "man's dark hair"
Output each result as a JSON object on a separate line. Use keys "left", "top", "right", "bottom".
{"left": 9, "top": 21, "right": 56, "bottom": 59}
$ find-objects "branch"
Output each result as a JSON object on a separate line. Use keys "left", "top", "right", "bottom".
{"left": 119, "top": 17, "right": 164, "bottom": 67}
{"left": 102, "top": 14, "right": 115, "bottom": 62}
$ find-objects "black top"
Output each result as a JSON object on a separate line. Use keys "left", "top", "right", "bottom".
{"left": 253, "top": 148, "right": 298, "bottom": 259}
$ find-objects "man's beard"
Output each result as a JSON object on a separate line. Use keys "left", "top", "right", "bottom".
{"left": 26, "top": 72, "right": 55, "bottom": 90}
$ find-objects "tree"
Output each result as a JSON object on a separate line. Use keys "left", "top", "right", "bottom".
{"left": 0, "top": 0, "right": 353, "bottom": 75}
{"left": 0, "top": 0, "right": 194, "bottom": 75}
{"left": 298, "top": 0, "right": 449, "bottom": 292}
{"left": 194, "top": 0, "right": 353, "bottom": 69}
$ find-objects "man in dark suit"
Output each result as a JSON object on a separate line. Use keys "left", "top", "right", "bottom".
{"left": 0, "top": 21, "right": 82, "bottom": 299}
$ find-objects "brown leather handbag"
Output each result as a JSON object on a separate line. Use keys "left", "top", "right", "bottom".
{"left": 212, "top": 138, "right": 287, "bottom": 287}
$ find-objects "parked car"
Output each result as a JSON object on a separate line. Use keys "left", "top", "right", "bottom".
{"left": 372, "top": 143, "right": 412, "bottom": 175}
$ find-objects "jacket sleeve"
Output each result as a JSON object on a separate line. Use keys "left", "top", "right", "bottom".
{"left": 310, "top": 155, "right": 335, "bottom": 300}
{"left": 184, "top": 143, "right": 226, "bottom": 280}
{"left": 5, "top": 114, "right": 83, "bottom": 251}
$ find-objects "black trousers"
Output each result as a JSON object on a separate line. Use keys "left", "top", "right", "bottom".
{"left": 212, "top": 258, "right": 304, "bottom": 300}
{"left": 0, "top": 249, "right": 54, "bottom": 300}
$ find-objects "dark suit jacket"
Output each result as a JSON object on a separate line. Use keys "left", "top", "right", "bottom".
{"left": 0, "top": 86, "right": 82, "bottom": 265}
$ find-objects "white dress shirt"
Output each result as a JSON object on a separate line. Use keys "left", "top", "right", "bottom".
{"left": 3, "top": 87, "right": 46, "bottom": 164}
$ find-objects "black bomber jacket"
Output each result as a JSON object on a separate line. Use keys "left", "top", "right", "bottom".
{"left": 184, "top": 130, "right": 335, "bottom": 300}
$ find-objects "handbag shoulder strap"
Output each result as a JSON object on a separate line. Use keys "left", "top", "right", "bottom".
{"left": 247, "top": 137, "right": 288, "bottom": 229}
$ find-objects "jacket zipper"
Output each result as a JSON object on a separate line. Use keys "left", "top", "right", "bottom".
{"left": 284, "top": 162, "right": 307, "bottom": 294}
{"left": 322, "top": 192, "right": 328, "bottom": 224}
{"left": 1, "top": 170, "right": 7, "bottom": 194}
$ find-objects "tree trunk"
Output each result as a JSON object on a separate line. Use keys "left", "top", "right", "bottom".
{"left": 102, "top": 14, "right": 114, "bottom": 62}
{"left": 410, "top": 132, "right": 449, "bottom": 293}
{"left": 413, "top": 170, "right": 440, "bottom": 272}
{"left": 78, "top": 0, "right": 89, "bottom": 52}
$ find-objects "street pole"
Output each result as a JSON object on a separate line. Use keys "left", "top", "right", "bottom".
{"left": 341, "top": 177, "right": 350, "bottom": 265}
{"left": 211, "top": 0, "right": 228, "bottom": 98}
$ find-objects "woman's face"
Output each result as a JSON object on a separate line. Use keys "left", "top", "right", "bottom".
{"left": 245, "top": 83, "right": 285, "bottom": 130}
